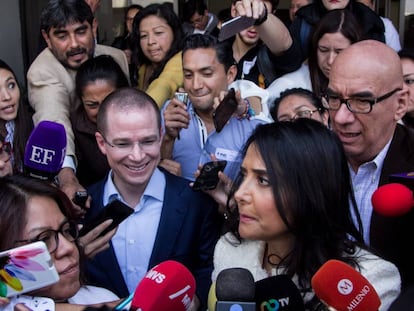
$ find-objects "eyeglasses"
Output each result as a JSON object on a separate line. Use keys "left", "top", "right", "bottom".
{"left": 15, "top": 220, "right": 79, "bottom": 254}
{"left": 322, "top": 88, "right": 402, "bottom": 114}
{"left": 278, "top": 108, "right": 321, "bottom": 122}
{"left": 101, "top": 134, "right": 160, "bottom": 153}
{"left": 0, "top": 141, "right": 12, "bottom": 162}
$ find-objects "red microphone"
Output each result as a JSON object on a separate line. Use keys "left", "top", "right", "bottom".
{"left": 311, "top": 259, "right": 381, "bottom": 311}
{"left": 130, "top": 260, "right": 196, "bottom": 311}
{"left": 371, "top": 183, "right": 414, "bottom": 217}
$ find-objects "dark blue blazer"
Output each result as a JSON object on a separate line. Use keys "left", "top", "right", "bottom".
{"left": 84, "top": 169, "right": 220, "bottom": 308}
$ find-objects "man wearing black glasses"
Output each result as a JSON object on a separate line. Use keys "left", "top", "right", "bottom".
{"left": 326, "top": 39, "right": 414, "bottom": 291}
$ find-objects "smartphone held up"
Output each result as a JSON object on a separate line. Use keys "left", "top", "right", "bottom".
{"left": 213, "top": 88, "right": 238, "bottom": 133}
{"left": 193, "top": 160, "right": 227, "bottom": 191}
{"left": 174, "top": 92, "right": 189, "bottom": 140}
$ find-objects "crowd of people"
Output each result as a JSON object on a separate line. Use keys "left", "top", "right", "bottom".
{"left": 0, "top": 0, "right": 413, "bottom": 310}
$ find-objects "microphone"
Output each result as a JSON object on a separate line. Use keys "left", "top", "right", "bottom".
{"left": 23, "top": 120, "right": 66, "bottom": 181}
{"left": 389, "top": 172, "right": 414, "bottom": 191}
{"left": 215, "top": 267, "right": 256, "bottom": 311}
{"left": 371, "top": 183, "right": 414, "bottom": 217}
{"left": 255, "top": 275, "right": 305, "bottom": 311}
{"left": 207, "top": 281, "right": 217, "bottom": 311}
{"left": 311, "top": 259, "right": 381, "bottom": 311}
{"left": 130, "top": 260, "right": 196, "bottom": 311}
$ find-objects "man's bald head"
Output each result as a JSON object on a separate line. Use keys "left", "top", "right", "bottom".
{"left": 327, "top": 40, "right": 408, "bottom": 171}
{"left": 331, "top": 40, "right": 403, "bottom": 90}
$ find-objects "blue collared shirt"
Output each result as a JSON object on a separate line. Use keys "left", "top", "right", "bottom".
{"left": 350, "top": 139, "right": 391, "bottom": 245}
{"left": 102, "top": 168, "right": 165, "bottom": 293}
{"left": 161, "top": 101, "right": 266, "bottom": 181}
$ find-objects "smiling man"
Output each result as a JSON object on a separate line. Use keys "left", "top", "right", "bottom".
{"left": 84, "top": 88, "right": 220, "bottom": 310}
{"left": 27, "top": 0, "right": 129, "bottom": 217}
{"left": 161, "top": 34, "right": 267, "bottom": 181}
{"left": 326, "top": 39, "right": 414, "bottom": 290}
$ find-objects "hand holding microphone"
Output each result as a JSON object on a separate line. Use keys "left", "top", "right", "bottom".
{"left": 23, "top": 120, "right": 66, "bottom": 182}
{"left": 127, "top": 260, "right": 196, "bottom": 311}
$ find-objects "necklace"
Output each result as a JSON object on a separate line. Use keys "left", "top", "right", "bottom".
{"left": 267, "top": 253, "right": 283, "bottom": 266}
{"left": 264, "top": 243, "right": 282, "bottom": 266}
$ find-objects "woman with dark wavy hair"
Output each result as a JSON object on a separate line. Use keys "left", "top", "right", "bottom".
{"left": 131, "top": 3, "right": 184, "bottom": 107}
{"left": 212, "top": 119, "right": 400, "bottom": 310}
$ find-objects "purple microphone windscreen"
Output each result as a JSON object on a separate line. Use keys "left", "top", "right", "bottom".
{"left": 255, "top": 275, "right": 305, "bottom": 310}
{"left": 24, "top": 121, "right": 66, "bottom": 181}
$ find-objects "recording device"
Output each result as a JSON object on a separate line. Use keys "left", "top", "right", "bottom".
{"left": 389, "top": 171, "right": 414, "bottom": 191}
{"left": 174, "top": 92, "right": 189, "bottom": 140}
{"left": 23, "top": 120, "right": 66, "bottom": 182}
{"left": 371, "top": 183, "right": 414, "bottom": 217}
{"left": 130, "top": 260, "right": 196, "bottom": 311}
{"left": 174, "top": 92, "right": 189, "bottom": 105}
{"left": 255, "top": 275, "right": 305, "bottom": 310}
{"left": 213, "top": 88, "right": 238, "bottom": 133}
{"left": 218, "top": 16, "right": 255, "bottom": 41}
{"left": 192, "top": 160, "right": 227, "bottom": 191}
{"left": 0, "top": 241, "right": 59, "bottom": 298}
{"left": 311, "top": 259, "right": 381, "bottom": 311}
{"left": 73, "top": 190, "right": 88, "bottom": 210}
{"left": 79, "top": 199, "right": 133, "bottom": 237}
{"left": 215, "top": 268, "right": 256, "bottom": 311}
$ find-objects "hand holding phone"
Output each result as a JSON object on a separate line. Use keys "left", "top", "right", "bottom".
{"left": 192, "top": 161, "right": 227, "bottom": 191}
{"left": 72, "top": 191, "right": 88, "bottom": 210}
{"left": 79, "top": 200, "right": 133, "bottom": 237}
{"left": 213, "top": 88, "right": 238, "bottom": 133}
{"left": 174, "top": 92, "right": 189, "bottom": 140}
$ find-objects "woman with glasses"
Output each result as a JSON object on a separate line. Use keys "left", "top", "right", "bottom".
{"left": 0, "top": 175, "right": 120, "bottom": 309}
{"left": 0, "top": 59, "right": 33, "bottom": 174}
{"left": 270, "top": 88, "right": 329, "bottom": 126}
{"left": 211, "top": 120, "right": 400, "bottom": 310}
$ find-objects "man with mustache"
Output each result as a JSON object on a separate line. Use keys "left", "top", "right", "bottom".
{"left": 27, "top": 0, "right": 129, "bottom": 217}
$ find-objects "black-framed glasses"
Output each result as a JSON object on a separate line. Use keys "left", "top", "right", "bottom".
{"left": 0, "top": 141, "right": 12, "bottom": 162}
{"left": 15, "top": 220, "right": 79, "bottom": 254}
{"left": 278, "top": 108, "right": 321, "bottom": 122}
{"left": 322, "top": 88, "right": 402, "bottom": 114}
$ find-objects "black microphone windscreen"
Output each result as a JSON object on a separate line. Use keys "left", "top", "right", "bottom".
{"left": 255, "top": 275, "right": 305, "bottom": 311}
{"left": 216, "top": 268, "right": 255, "bottom": 302}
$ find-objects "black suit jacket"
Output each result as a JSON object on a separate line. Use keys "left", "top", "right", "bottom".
{"left": 371, "top": 124, "right": 414, "bottom": 289}
{"left": 84, "top": 169, "right": 220, "bottom": 308}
